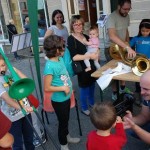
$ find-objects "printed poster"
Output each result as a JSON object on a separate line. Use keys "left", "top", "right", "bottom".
{"left": 78, "top": 0, "right": 85, "bottom": 11}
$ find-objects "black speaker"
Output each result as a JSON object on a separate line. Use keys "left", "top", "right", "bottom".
{"left": 113, "top": 93, "right": 135, "bottom": 117}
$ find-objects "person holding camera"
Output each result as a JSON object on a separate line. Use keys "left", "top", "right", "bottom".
{"left": 123, "top": 70, "right": 150, "bottom": 144}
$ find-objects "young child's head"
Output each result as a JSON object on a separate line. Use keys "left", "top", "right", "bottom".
{"left": 0, "top": 55, "right": 7, "bottom": 75}
{"left": 90, "top": 101, "right": 117, "bottom": 131}
{"left": 138, "top": 19, "right": 150, "bottom": 37}
{"left": 44, "top": 35, "right": 65, "bottom": 58}
{"left": 89, "top": 26, "right": 99, "bottom": 39}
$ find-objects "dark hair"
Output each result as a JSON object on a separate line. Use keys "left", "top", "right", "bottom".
{"left": 44, "top": 35, "right": 65, "bottom": 58}
{"left": 70, "top": 15, "right": 84, "bottom": 33}
{"left": 52, "top": 9, "right": 65, "bottom": 25}
{"left": 118, "top": 0, "right": 131, "bottom": 7}
{"left": 138, "top": 19, "right": 150, "bottom": 36}
{"left": 90, "top": 102, "right": 117, "bottom": 130}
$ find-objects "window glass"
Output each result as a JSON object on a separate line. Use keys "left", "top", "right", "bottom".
{"left": 19, "top": 0, "right": 47, "bottom": 37}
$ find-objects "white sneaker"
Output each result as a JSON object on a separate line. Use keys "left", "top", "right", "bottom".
{"left": 112, "top": 93, "right": 117, "bottom": 101}
{"left": 61, "top": 144, "right": 69, "bottom": 150}
{"left": 81, "top": 110, "right": 90, "bottom": 116}
{"left": 67, "top": 134, "right": 80, "bottom": 143}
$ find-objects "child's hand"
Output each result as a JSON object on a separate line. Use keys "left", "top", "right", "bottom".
{"left": 63, "top": 86, "right": 70, "bottom": 95}
{"left": 116, "top": 116, "right": 122, "bottom": 123}
{"left": 24, "top": 106, "right": 33, "bottom": 113}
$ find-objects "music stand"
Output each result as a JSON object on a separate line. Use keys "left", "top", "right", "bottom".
{"left": 11, "top": 32, "right": 41, "bottom": 101}
{"left": 11, "top": 32, "right": 32, "bottom": 53}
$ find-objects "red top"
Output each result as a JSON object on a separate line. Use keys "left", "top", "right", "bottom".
{"left": 0, "top": 110, "right": 12, "bottom": 150}
{"left": 0, "top": 111, "right": 11, "bottom": 139}
{"left": 0, "top": 148, "right": 12, "bottom": 150}
{"left": 86, "top": 123, "right": 127, "bottom": 150}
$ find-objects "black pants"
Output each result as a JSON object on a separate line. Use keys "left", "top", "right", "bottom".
{"left": 52, "top": 99, "right": 70, "bottom": 145}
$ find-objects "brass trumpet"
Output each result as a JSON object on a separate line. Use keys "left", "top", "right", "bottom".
{"left": 109, "top": 44, "right": 150, "bottom": 76}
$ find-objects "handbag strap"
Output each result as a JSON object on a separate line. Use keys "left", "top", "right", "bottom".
{"left": 74, "top": 37, "right": 77, "bottom": 49}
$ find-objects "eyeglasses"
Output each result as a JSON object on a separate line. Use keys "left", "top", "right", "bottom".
{"left": 121, "top": 7, "right": 132, "bottom": 11}
{"left": 73, "top": 23, "right": 82, "bottom": 27}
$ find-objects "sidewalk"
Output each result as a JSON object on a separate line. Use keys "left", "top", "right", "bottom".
{"left": 6, "top": 47, "right": 149, "bottom": 150}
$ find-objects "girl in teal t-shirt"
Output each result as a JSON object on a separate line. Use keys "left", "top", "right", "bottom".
{"left": 43, "top": 35, "right": 80, "bottom": 149}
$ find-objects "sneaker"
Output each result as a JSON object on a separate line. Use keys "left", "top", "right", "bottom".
{"left": 120, "top": 87, "right": 133, "bottom": 94}
{"left": 40, "top": 130, "right": 45, "bottom": 137}
{"left": 15, "top": 56, "right": 21, "bottom": 61}
{"left": 67, "top": 134, "right": 80, "bottom": 143}
{"left": 112, "top": 93, "right": 117, "bottom": 101}
{"left": 61, "top": 144, "right": 69, "bottom": 150}
{"left": 33, "top": 135, "right": 46, "bottom": 148}
{"left": 81, "top": 110, "right": 90, "bottom": 116}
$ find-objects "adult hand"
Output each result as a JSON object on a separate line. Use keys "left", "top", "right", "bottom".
{"left": 124, "top": 117, "right": 136, "bottom": 129}
{"left": 126, "top": 47, "right": 136, "bottom": 58}
{"left": 123, "top": 110, "right": 133, "bottom": 129}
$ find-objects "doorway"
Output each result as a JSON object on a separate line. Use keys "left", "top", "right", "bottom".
{"left": 78, "top": 0, "right": 97, "bottom": 34}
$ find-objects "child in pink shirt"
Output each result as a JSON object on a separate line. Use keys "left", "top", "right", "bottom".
{"left": 83, "top": 26, "right": 101, "bottom": 72}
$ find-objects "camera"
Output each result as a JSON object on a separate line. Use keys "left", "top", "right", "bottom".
{"left": 113, "top": 93, "right": 135, "bottom": 117}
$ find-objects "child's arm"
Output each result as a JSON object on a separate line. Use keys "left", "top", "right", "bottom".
{"left": 82, "top": 38, "right": 92, "bottom": 46}
{"left": 14, "top": 68, "right": 27, "bottom": 78}
{"left": 1, "top": 92, "right": 20, "bottom": 110}
{"left": 115, "top": 116, "right": 127, "bottom": 144}
{"left": 1, "top": 68, "right": 33, "bottom": 112}
{"left": 44, "top": 75, "right": 70, "bottom": 95}
{"left": 0, "top": 132, "right": 14, "bottom": 148}
{"left": 1, "top": 92, "right": 33, "bottom": 112}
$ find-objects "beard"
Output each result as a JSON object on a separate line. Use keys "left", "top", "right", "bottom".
{"left": 119, "top": 9, "right": 128, "bottom": 17}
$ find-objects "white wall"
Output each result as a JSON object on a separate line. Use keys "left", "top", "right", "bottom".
{"left": 129, "top": 0, "right": 150, "bottom": 37}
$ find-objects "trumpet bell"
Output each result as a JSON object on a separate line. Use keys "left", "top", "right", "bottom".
{"left": 9, "top": 78, "right": 35, "bottom": 100}
{"left": 132, "top": 57, "right": 150, "bottom": 76}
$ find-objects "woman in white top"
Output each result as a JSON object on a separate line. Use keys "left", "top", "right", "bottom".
{"left": 44, "top": 9, "right": 69, "bottom": 45}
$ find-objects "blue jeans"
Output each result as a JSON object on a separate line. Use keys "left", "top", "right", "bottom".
{"left": 14, "top": 52, "right": 19, "bottom": 58}
{"left": 10, "top": 114, "right": 34, "bottom": 150}
{"left": 80, "top": 83, "right": 95, "bottom": 111}
{"left": 126, "top": 122, "right": 150, "bottom": 139}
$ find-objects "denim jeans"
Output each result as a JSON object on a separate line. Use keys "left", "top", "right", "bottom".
{"left": 52, "top": 99, "right": 70, "bottom": 145}
{"left": 80, "top": 83, "right": 95, "bottom": 111}
{"left": 10, "top": 114, "right": 34, "bottom": 150}
{"left": 14, "top": 52, "right": 19, "bottom": 59}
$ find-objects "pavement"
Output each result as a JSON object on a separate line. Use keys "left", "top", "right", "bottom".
{"left": 4, "top": 46, "right": 150, "bottom": 150}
